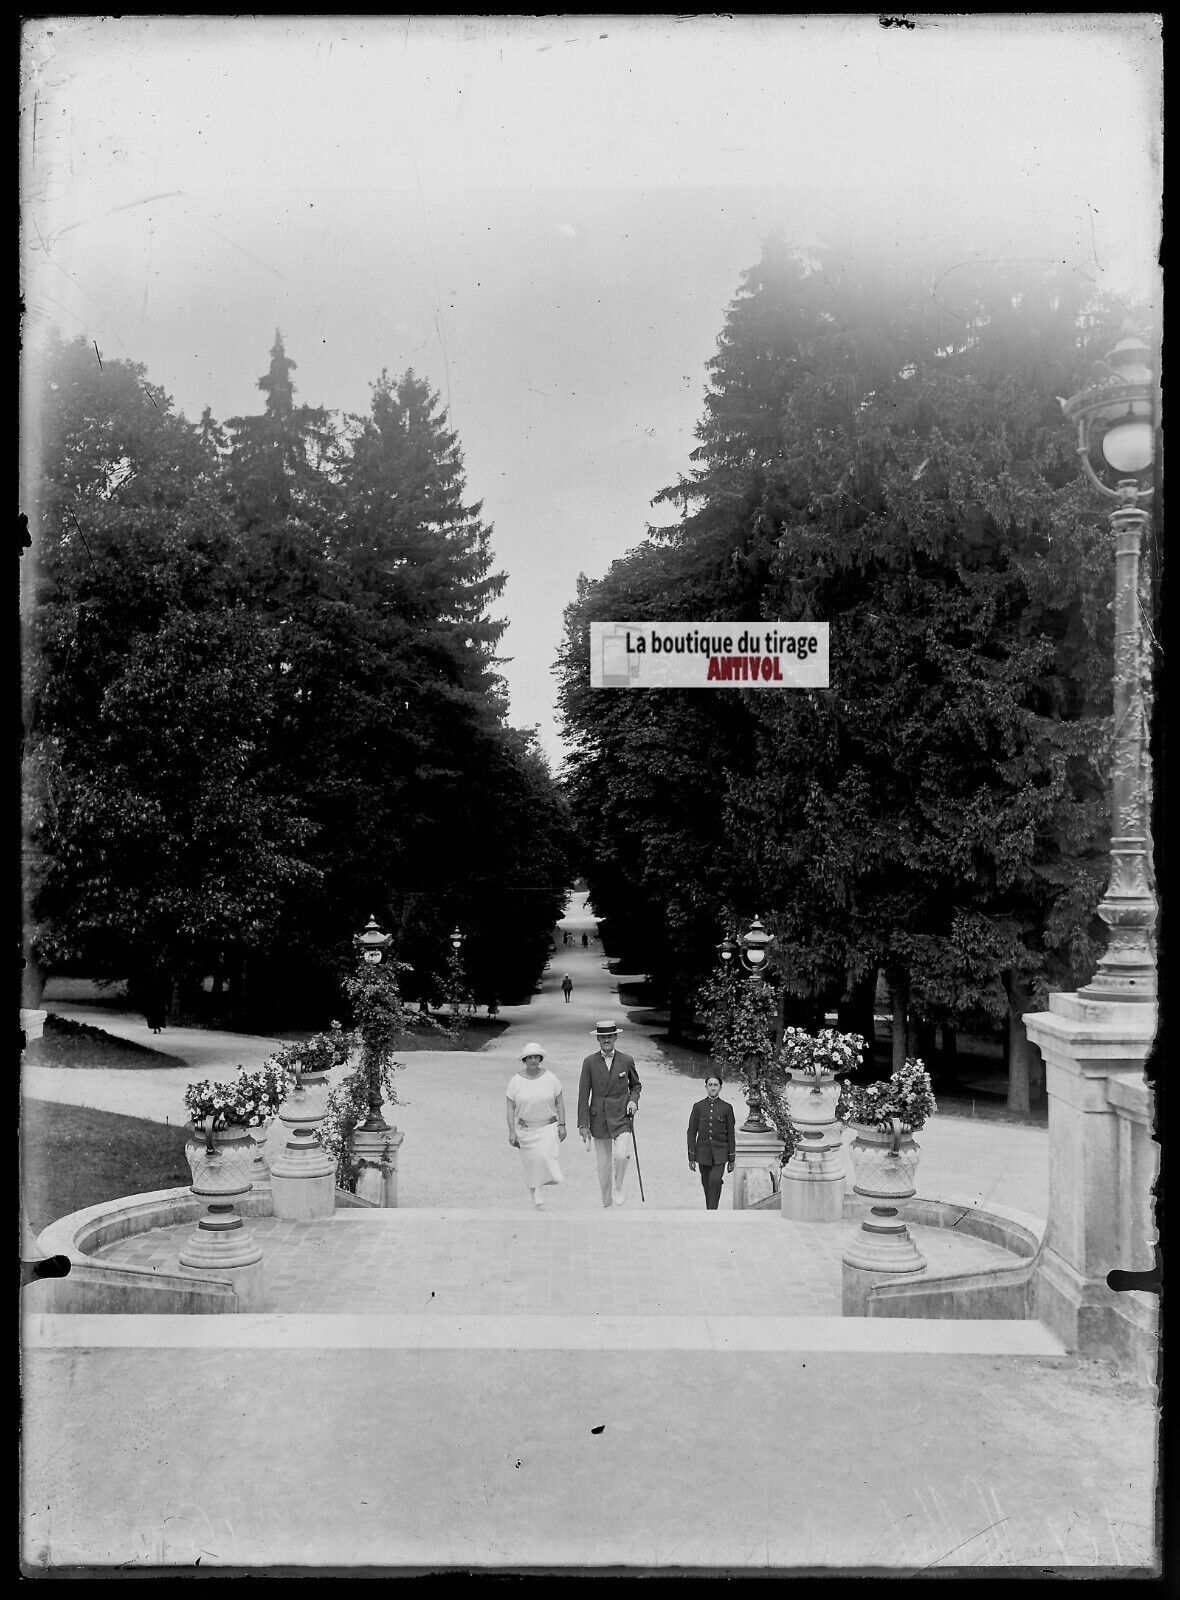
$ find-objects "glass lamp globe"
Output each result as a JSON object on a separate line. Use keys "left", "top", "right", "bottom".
{"left": 1101, "top": 417, "right": 1155, "bottom": 476}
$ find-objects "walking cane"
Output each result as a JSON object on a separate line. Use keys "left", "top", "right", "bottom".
{"left": 627, "top": 1111, "right": 645, "bottom": 1203}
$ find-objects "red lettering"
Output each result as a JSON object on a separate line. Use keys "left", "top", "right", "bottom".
{"left": 707, "top": 656, "right": 721, "bottom": 680}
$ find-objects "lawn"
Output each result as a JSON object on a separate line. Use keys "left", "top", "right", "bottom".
{"left": 22, "top": 1018, "right": 190, "bottom": 1240}
{"left": 21, "top": 1101, "right": 191, "bottom": 1239}
{"left": 23, "top": 1012, "right": 177, "bottom": 1069}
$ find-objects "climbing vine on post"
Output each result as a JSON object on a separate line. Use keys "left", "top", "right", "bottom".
{"left": 697, "top": 967, "right": 796, "bottom": 1155}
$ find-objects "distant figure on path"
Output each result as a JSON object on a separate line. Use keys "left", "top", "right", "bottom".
{"left": 487, "top": 996, "right": 500, "bottom": 1020}
{"left": 561, "top": 974, "right": 573, "bottom": 1003}
{"left": 506, "top": 1042, "right": 566, "bottom": 1209}
{"left": 687, "top": 1074, "right": 736, "bottom": 1210}
{"left": 578, "top": 1020, "right": 641, "bottom": 1207}
{"left": 135, "top": 968, "right": 169, "bottom": 1033}
{"left": 581, "top": 932, "right": 588, "bottom": 948}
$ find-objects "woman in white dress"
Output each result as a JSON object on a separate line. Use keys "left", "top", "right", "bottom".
{"left": 506, "top": 1042, "right": 566, "bottom": 1208}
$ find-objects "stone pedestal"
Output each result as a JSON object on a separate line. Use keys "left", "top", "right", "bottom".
{"left": 780, "top": 1125, "right": 845, "bottom": 1222}
{"left": 842, "top": 1205, "right": 927, "bottom": 1315}
{"left": 352, "top": 1125, "right": 405, "bottom": 1207}
{"left": 1024, "top": 991, "right": 1159, "bottom": 1382}
{"left": 730, "top": 1127, "right": 784, "bottom": 1209}
{"left": 178, "top": 1124, "right": 265, "bottom": 1311}
{"left": 268, "top": 1073, "right": 335, "bottom": 1220}
{"left": 780, "top": 1070, "right": 844, "bottom": 1221}
{"left": 269, "top": 1126, "right": 335, "bottom": 1220}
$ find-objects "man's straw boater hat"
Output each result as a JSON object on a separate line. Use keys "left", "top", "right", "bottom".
{"left": 593, "top": 1019, "right": 619, "bottom": 1037}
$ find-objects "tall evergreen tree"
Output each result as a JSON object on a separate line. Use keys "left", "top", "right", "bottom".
{"left": 226, "top": 330, "right": 337, "bottom": 537}
{"left": 334, "top": 370, "right": 567, "bottom": 1004}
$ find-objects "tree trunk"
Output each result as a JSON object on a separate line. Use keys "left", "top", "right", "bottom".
{"left": 837, "top": 971, "right": 877, "bottom": 1055}
{"left": 939, "top": 1025, "right": 961, "bottom": 1090}
{"left": 888, "top": 971, "right": 909, "bottom": 1074}
{"left": 1003, "top": 974, "right": 1035, "bottom": 1117}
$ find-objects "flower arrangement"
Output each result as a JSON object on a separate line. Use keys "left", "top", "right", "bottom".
{"left": 778, "top": 1027, "right": 866, "bottom": 1079}
{"left": 836, "top": 1057, "right": 937, "bottom": 1133}
{"left": 266, "top": 1020, "right": 355, "bottom": 1080}
{"left": 184, "top": 1064, "right": 287, "bottom": 1132}
{"left": 183, "top": 1023, "right": 357, "bottom": 1133}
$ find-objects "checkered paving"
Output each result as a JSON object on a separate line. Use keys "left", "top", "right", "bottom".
{"left": 90, "top": 1209, "right": 1022, "bottom": 1318}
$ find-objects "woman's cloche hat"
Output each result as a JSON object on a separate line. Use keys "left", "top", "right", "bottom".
{"left": 520, "top": 1041, "right": 545, "bottom": 1060}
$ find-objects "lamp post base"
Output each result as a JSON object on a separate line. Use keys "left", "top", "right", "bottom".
{"left": 1023, "top": 990, "right": 1158, "bottom": 1382}
{"left": 352, "top": 1127, "right": 405, "bottom": 1207}
{"left": 730, "top": 1127, "right": 785, "bottom": 1209}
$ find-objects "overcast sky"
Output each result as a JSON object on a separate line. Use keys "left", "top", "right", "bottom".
{"left": 21, "top": 14, "right": 1162, "bottom": 769}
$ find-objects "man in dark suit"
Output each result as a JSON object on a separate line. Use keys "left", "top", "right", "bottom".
{"left": 578, "top": 1019, "right": 642, "bottom": 1207}
{"left": 687, "top": 1073, "right": 736, "bottom": 1210}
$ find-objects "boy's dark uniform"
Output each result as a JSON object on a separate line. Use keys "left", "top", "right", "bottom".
{"left": 686, "top": 1092, "right": 736, "bottom": 1209}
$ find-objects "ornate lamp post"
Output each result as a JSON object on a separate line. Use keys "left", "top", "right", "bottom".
{"left": 354, "top": 914, "right": 394, "bottom": 1130}
{"left": 734, "top": 916, "right": 775, "bottom": 1133}
{"left": 347, "top": 913, "right": 406, "bottom": 1206}
{"left": 1018, "top": 326, "right": 1160, "bottom": 1379}
{"left": 359, "top": 914, "right": 392, "bottom": 967}
{"left": 1060, "top": 328, "right": 1158, "bottom": 1002}
{"left": 738, "top": 915, "right": 773, "bottom": 978}
{"left": 446, "top": 924, "right": 468, "bottom": 1026}
{"left": 714, "top": 915, "right": 784, "bottom": 1210}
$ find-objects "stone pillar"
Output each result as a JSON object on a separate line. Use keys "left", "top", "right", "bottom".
{"left": 780, "top": 1070, "right": 844, "bottom": 1222}
{"left": 268, "top": 1074, "right": 335, "bottom": 1220}
{"left": 352, "top": 1126, "right": 405, "bottom": 1207}
{"left": 730, "top": 1126, "right": 784, "bottom": 1209}
{"left": 1023, "top": 992, "right": 1159, "bottom": 1382}
{"left": 780, "top": 1125, "right": 845, "bottom": 1222}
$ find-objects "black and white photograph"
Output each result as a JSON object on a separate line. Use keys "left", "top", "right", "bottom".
{"left": 20, "top": 13, "right": 1163, "bottom": 1576}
